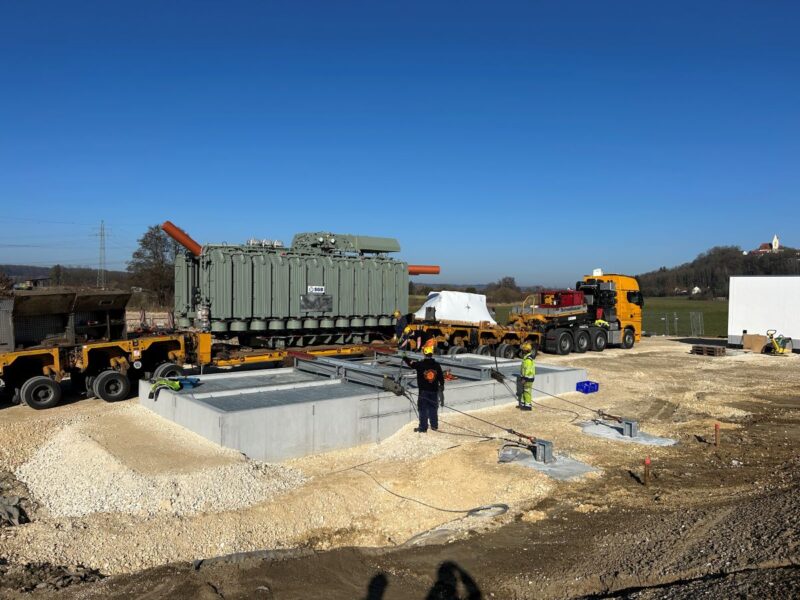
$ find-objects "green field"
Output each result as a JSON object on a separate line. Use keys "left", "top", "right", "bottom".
{"left": 411, "top": 294, "right": 729, "bottom": 338}
{"left": 642, "top": 296, "right": 728, "bottom": 338}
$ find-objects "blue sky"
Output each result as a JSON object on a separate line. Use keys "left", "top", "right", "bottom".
{"left": 1, "top": 1, "right": 798, "bottom": 286}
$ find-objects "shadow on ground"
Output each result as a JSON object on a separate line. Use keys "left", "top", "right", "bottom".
{"left": 365, "top": 561, "right": 482, "bottom": 600}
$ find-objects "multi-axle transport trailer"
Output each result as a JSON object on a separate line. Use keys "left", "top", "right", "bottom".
{"left": 0, "top": 293, "right": 371, "bottom": 409}
{"left": 407, "top": 273, "right": 644, "bottom": 358}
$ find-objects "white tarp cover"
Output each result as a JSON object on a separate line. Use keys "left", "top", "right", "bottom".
{"left": 728, "top": 276, "right": 800, "bottom": 345}
{"left": 414, "top": 291, "right": 497, "bottom": 325}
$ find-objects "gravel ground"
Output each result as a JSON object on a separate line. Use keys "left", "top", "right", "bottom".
{"left": 0, "top": 338, "right": 796, "bottom": 596}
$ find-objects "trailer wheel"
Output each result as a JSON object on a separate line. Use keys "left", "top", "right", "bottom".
{"left": 622, "top": 328, "right": 635, "bottom": 349}
{"left": 93, "top": 370, "right": 131, "bottom": 402}
{"left": 153, "top": 362, "right": 182, "bottom": 379}
{"left": 574, "top": 331, "right": 590, "bottom": 353}
{"left": 21, "top": 376, "right": 62, "bottom": 410}
{"left": 591, "top": 330, "right": 607, "bottom": 352}
{"left": 496, "top": 343, "right": 517, "bottom": 359}
{"left": 448, "top": 346, "right": 467, "bottom": 356}
{"left": 84, "top": 375, "right": 97, "bottom": 398}
{"left": 556, "top": 331, "right": 573, "bottom": 355}
{"left": 475, "top": 344, "right": 492, "bottom": 356}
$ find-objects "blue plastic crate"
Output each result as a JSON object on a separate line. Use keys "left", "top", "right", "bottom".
{"left": 576, "top": 380, "right": 599, "bottom": 394}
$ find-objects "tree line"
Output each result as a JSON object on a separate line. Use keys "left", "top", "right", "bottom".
{"left": 0, "top": 264, "right": 130, "bottom": 289}
{"left": 635, "top": 245, "right": 800, "bottom": 297}
{"left": 411, "top": 276, "right": 545, "bottom": 304}
{"left": 0, "top": 224, "right": 177, "bottom": 307}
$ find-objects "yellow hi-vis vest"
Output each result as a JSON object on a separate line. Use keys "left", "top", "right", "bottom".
{"left": 520, "top": 353, "right": 535, "bottom": 379}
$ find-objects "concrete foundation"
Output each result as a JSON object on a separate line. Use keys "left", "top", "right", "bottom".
{"left": 139, "top": 354, "right": 587, "bottom": 462}
{"left": 500, "top": 446, "right": 598, "bottom": 480}
{"left": 580, "top": 420, "right": 677, "bottom": 446}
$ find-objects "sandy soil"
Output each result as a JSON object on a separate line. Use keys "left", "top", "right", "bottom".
{"left": 0, "top": 337, "right": 797, "bottom": 598}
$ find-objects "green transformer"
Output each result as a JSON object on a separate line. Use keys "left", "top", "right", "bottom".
{"left": 171, "top": 228, "right": 409, "bottom": 347}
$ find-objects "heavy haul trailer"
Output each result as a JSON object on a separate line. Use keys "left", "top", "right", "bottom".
{"left": 0, "top": 290, "right": 190, "bottom": 408}
{"left": 0, "top": 268, "right": 404, "bottom": 409}
{"left": 406, "top": 320, "right": 541, "bottom": 359}
{"left": 1, "top": 336, "right": 378, "bottom": 411}
{"left": 164, "top": 221, "right": 438, "bottom": 349}
{"left": 0, "top": 289, "right": 384, "bottom": 408}
{"left": 409, "top": 272, "right": 643, "bottom": 357}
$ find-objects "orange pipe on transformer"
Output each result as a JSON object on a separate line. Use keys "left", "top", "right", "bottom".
{"left": 408, "top": 265, "right": 440, "bottom": 275}
{"left": 162, "top": 221, "right": 202, "bottom": 256}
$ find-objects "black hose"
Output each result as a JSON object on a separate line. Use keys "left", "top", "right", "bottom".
{"left": 354, "top": 468, "right": 508, "bottom": 517}
{"left": 494, "top": 374, "right": 583, "bottom": 422}
{"left": 491, "top": 366, "right": 600, "bottom": 419}
{"left": 439, "top": 402, "right": 524, "bottom": 435}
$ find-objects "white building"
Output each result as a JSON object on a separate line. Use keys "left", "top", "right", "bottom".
{"left": 727, "top": 276, "right": 800, "bottom": 346}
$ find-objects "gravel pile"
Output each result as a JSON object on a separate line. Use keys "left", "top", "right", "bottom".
{"left": 16, "top": 426, "right": 306, "bottom": 518}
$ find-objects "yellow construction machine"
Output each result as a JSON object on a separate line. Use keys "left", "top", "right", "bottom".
{"left": 764, "top": 330, "right": 792, "bottom": 355}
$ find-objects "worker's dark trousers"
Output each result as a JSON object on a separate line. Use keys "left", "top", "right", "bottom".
{"left": 417, "top": 391, "right": 439, "bottom": 432}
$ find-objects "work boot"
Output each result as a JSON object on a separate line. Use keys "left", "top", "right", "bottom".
{"left": 522, "top": 405, "right": 533, "bottom": 411}
{"left": 413, "top": 427, "right": 427, "bottom": 433}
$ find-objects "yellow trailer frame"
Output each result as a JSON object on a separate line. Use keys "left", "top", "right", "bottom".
{"left": 0, "top": 347, "right": 66, "bottom": 382}
{"left": 407, "top": 321, "right": 540, "bottom": 355}
{"left": 75, "top": 334, "right": 188, "bottom": 375}
{"left": 191, "top": 332, "right": 371, "bottom": 367}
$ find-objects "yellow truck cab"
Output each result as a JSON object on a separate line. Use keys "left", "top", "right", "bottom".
{"left": 581, "top": 272, "right": 643, "bottom": 348}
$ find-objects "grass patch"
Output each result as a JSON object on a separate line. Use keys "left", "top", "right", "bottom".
{"left": 643, "top": 296, "right": 728, "bottom": 338}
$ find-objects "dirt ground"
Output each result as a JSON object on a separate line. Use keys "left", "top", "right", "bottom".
{"left": 0, "top": 337, "right": 797, "bottom": 598}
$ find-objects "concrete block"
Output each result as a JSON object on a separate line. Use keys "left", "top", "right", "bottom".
{"left": 139, "top": 358, "right": 588, "bottom": 462}
{"left": 622, "top": 419, "right": 639, "bottom": 438}
{"left": 535, "top": 440, "right": 554, "bottom": 464}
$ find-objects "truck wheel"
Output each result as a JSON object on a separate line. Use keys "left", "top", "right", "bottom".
{"left": 153, "top": 362, "right": 182, "bottom": 379}
{"left": 20, "top": 376, "right": 62, "bottom": 410}
{"left": 574, "top": 331, "right": 590, "bottom": 353}
{"left": 556, "top": 331, "right": 573, "bottom": 355}
{"left": 475, "top": 345, "right": 492, "bottom": 356}
{"left": 496, "top": 343, "right": 516, "bottom": 359}
{"left": 591, "top": 330, "right": 607, "bottom": 352}
{"left": 622, "top": 329, "right": 635, "bottom": 349}
{"left": 93, "top": 370, "right": 131, "bottom": 402}
{"left": 448, "top": 346, "right": 466, "bottom": 356}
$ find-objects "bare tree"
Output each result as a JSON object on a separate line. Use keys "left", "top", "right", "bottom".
{"left": 127, "top": 225, "right": 178, "bottom": 307}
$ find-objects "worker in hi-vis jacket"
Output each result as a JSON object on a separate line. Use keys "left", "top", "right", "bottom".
{"left": 518, "top": 342, "right": 535, "bottom": 411}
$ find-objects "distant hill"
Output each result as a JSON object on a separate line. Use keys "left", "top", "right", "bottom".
{"left": 636, "top": 246, "right": 800, "bottom": 297}
{"left": 0, "top": 264, "right": 130, "bottom": 289}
